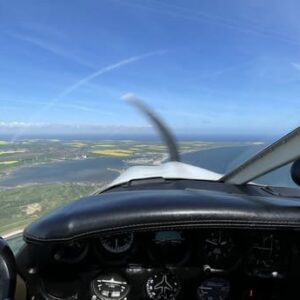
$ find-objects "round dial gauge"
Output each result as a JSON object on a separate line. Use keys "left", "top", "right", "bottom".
{"left": 197, "top": 278, "right": 230, "bottom": 300}
{"left": 202, "top": 231, "right": 236, "bottom": 268}
{"left": 91, "top": 273, "right": 129, "bottom": 300}
{"left": 146, "top": 272, "right": 180, "bottom": 300}
{"left": 252, "top": 234, "right": 281, "bottom": 268}
{"left": 53, "top": 241, "right": 88, "bottom": 264}
{"left": 100, "top": 233, "right": 134, "bottom": 254}
{"left": 151, "top": 231, "right": 188, "bottom": 265}
{"left": 42, "top": 274, "right": 80, "bottom": 300}
{"left": 247, "top": 233, "right": 284, "bottom": 277}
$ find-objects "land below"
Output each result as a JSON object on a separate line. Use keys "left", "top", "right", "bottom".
{"left": 0, "top": 138, "right": 258, "bottom": 236}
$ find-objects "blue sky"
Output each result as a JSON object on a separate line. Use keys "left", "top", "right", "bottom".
{"left": 0, "top": 0, "right": 300, "bottom": 137}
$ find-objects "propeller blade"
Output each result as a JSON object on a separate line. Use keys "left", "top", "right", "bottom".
{"left": 122, "top": 94, "right": 180, "bottom": 162}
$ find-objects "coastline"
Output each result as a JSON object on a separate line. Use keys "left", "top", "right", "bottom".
{"left": 0, "top": 142, "right": 263, "bottom": 241}
{"left": 2, "top": 229, "right": 23, "bottom": 240}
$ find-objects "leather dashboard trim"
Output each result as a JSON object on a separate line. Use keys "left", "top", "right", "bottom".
{"left": 23, "top": 188, "right": 300, "bottom": 243}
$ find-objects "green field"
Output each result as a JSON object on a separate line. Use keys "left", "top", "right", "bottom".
{"left": 0, "top": 182, "right": 102, "bottom": 236}
{"left": 0, "top": 138, "right": 252, "bottom": 236}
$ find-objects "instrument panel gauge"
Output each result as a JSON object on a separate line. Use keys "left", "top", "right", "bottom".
{"left": 91, "top": 273, "right": 130, "bottom": 300}
{"left": 201, "top": 230, "right": 236, "bottom": 269}
{"left": 53, "top": 241, "right": 88, "bottom": 264}
{"left": 146, "top": 272, "right": 180, "bottom": 300}
{"left": 150, "top": 231, "right": 188, "bottom": 265}
{"left": 197, "top": 278, "right": 230, "bottom": 300}
{"left": 100, "top": 233, "right": 134, "bottom": 254}
{"left": 252, "top": 233, "right": 281, "bottom": 268}
{"left": 246, "top": 233, "right": 285, "bottom": 278}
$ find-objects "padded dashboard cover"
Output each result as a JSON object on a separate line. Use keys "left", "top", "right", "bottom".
{"left": 24, "top": 189, "right": 300, "bottom": 243}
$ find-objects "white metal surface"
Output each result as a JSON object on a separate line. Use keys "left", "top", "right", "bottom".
{"left": 221, "top": 127, "right": 300, "bottom": 185}
{"left": 106, "top": 161, "right": 222, "bottom": 189}
{"left": 107, "top": 127, "right": 300, "bottom": 189}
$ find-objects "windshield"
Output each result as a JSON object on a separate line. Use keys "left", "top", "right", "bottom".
{"left": 1, "top": 1, "right": 299, "bottom": 245}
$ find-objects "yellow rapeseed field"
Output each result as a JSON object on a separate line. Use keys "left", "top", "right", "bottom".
{"left": 0, "top": 150, "right": 26, "bottom": 155}
{"left": 91, "top": 149, "right": 133, "bottom": 157}
{"left": 65, "top": 142, "right": 87, "bottom": 147}
{"left": 0, "top": 160, "right": 18, "bottom": 165}
{"left": 91, "top": 144, "right": 116, "bottom": 148}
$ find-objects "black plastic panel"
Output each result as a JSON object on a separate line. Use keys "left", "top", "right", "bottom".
{"left": 24, "top": 188, "right": 300, "bottom": 243}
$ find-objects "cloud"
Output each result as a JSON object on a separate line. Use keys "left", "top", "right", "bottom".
{"left": 31, "top": 49, "right": 167, "bottom": 116}
{"left": 7, "top": 99, "right": 116, "bottom": 115}
{"left": 62, "top": 103, "right": 100, "bottom": 112}
{"left": 0, "top": 121, "right": 148, "bottom": 129}
{"left": 292, "top": 63, "right": 300, "bottom": 71}
{"left": 54, "top": 49, "right": 167, "bottom": 100}
{"left": 0, "top": 121, "right": 153, "bottom": 136}
{"left": 6, "top": 32, "right": 93, "bottom": 68}
{"left": 117, "top": 0, "right": 300, "bottom": 47}
{"left": 10, "top": 49, "right": 167, "bottom": 140}
{"left": 22, "top": 22, "right": 67, "bottom": 40}
{"left": 0, "top": 121, "right": 47, "bottom": 128}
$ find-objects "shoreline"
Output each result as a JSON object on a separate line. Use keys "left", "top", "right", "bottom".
{"left": 0, "top": 181, "right": 105, "bottom": 190}
{"left": 0, "top": 142, "right": 263, "bottom": 239}
{"left": 2, "top": 229, "right": 23, "bottom": 240}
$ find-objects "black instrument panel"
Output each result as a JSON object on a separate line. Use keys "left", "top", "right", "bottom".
{"left": 18, "top": 228, "right": 300, "bottom": 300}
{"left": 57, "top": 229, "right": 289, "bottom": 274}
{"left": 19, "top": 184, "right": 300, "bottom": 299}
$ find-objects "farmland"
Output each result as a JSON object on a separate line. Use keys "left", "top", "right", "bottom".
{"left": 0, "top": 138, "right": 252, "bottom": 236}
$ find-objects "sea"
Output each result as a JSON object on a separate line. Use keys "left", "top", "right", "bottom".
{"left": 0, "top": 144, "right": 296, "bottom": 188}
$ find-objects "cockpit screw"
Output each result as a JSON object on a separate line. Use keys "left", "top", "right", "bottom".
{"left": 28, "top": 267, "right": 37, "bottom": 274}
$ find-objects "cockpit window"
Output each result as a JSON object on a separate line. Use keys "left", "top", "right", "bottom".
{"left": 1, "top": 1, "right": 299, "bottom": 241}
{"left": 255, "top": 163, "right": 298, "bottom": 188}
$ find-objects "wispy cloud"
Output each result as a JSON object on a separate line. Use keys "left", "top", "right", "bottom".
{"left": 54, "top": 49, "right": 167, "bottom": 100}
{"left": 0, "top": 121, "right": 46, "bottom": 128}
{"left": 0, "top": 121, "right": 153, "bottom": 136}
{"left": 195, "top": 58, "right": 256, "bottom": 81}
{"left": 0, "top": 121, "right": 150, "bottom": 129}
{"left": 10, "top": 49, "right": 167, "bottom": 140}
{"left": 6, "top": 32, "right": 93, "bottom": 68}
{"left": 115, "top": 0, "right": 300, "bottom": 47}
{"left": 22, "top": 22, "right": 68, "bottom": 40}
{"left": 6, "top": 99, "right": 116, "bottom": 115}
{"left": 292, "top": 63, "right": 300, "bottom": 71}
